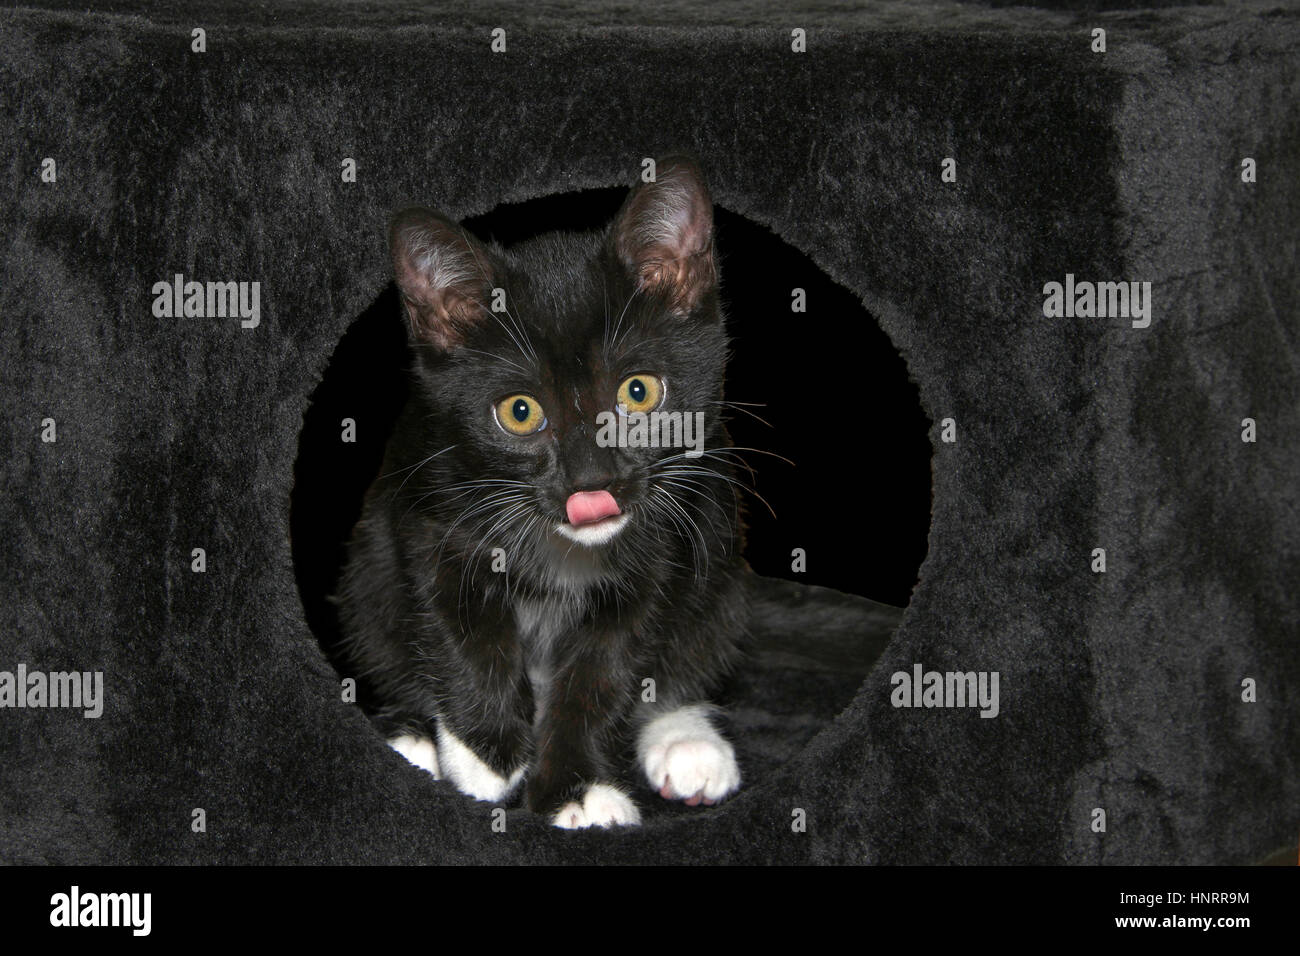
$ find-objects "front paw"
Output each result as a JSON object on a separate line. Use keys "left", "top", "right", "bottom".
{"left": 551, "top": 783, "right": 642, "bottom": 829}
{"left": 388, "top": 733, "right": 440, "bottom": 778}
{"left": 435, "top": 723, "right": 526, "bottom": 802}
{"left": 638, "top": 705, "right": 741, "bottom": 805}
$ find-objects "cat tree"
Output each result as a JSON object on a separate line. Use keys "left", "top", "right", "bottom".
{"left": 1, "top": 0, "right": 1295, "bottom": 864}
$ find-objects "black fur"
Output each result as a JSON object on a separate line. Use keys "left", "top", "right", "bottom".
{"left": 336, "top": 157, "right": 749, "bottom": 818}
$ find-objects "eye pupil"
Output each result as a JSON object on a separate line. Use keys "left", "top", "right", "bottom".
{"left": 512, "top": 399, "right": 530, "bottom": 422}
{"left": 629, "top": 379, "right": 646, "bottom": 403}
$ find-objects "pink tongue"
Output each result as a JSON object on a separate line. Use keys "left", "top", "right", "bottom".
{"left": 566, "top": 490, "right": 621, "bottom": 526}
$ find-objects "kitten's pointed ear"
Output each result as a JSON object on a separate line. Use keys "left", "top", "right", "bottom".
{"left": 389, "top": 207, "right": 495, "bottom": 349}
{"left": 612, "top": 155, "right": 717, "bottom": 316}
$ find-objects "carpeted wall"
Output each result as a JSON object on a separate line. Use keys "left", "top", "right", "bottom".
{"left": 1, "top": 0, "right": 1295, "bottom": 864}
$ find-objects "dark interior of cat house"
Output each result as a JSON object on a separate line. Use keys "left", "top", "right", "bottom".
{"left": 2, "top": 0, "right": 1296, "bottom": 866}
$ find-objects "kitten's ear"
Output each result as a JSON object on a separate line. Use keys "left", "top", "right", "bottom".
{"left": 612, "top": 155, "right": 717, "bottom": 316}
{"left": 389, "top": 207, "right": 495, "bottom": 349}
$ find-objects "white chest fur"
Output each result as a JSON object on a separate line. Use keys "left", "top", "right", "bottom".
{"left": 515, "top": 593, "right": 585, "bottom": 728}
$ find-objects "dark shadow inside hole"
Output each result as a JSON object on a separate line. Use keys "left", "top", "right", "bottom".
{"left": 710, "top": 214, "right": 932, "bottom": 606}
{"left": 291, "top": 284, "right": 409, "bottom": 689}
{"left": 290, "top": 188, "right": 930, "bottom": 791}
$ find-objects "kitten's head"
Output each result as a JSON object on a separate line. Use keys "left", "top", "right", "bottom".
{"left": 387, "top": 156, "right": 735, "bottom": 581}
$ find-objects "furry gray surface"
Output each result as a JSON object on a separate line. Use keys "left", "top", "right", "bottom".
{"left": 1, "top": 0, "right": 1295, "bottom": 863}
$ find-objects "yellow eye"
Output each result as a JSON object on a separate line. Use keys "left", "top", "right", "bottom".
{"left": 494, "top": 394, "right": 547, "bottom": 435}
{"left": 616, "top": 374, "right": 663, "bottom": 414}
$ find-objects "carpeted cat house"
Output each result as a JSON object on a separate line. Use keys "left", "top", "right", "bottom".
{"left": 2, "top": 0, "right": 1296, "bottom": 865}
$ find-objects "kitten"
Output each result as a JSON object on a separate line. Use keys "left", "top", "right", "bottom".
{"left": 336, "top": 156, "right": 750, "bottom": 828}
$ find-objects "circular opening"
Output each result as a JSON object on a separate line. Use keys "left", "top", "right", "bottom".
{"left": 290, "top": 188, "right": 931, "bottom": 808}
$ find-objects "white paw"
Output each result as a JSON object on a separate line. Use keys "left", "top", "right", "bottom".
{"left": 388, "top": 733, "right": 441, "bottom": 778}
{"left": 638, "top": 704, "right": 740, "bottom": 805}
{"left": 552, "top": 783, "right": 642, "bottom": 829}
{"left": 435, "top": 723, "right": 526, "bottom": 802}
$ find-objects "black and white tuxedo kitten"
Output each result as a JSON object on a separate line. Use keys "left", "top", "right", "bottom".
{"left": 337, "top": 156, "right": 750, "bottom": 828}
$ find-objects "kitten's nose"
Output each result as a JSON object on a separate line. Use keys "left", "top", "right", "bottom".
{"left": 568, "top": 469, "right": 614, "bottom": 494}
{"left": 560, "top": 428, "right": 616, "bottom": 494}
